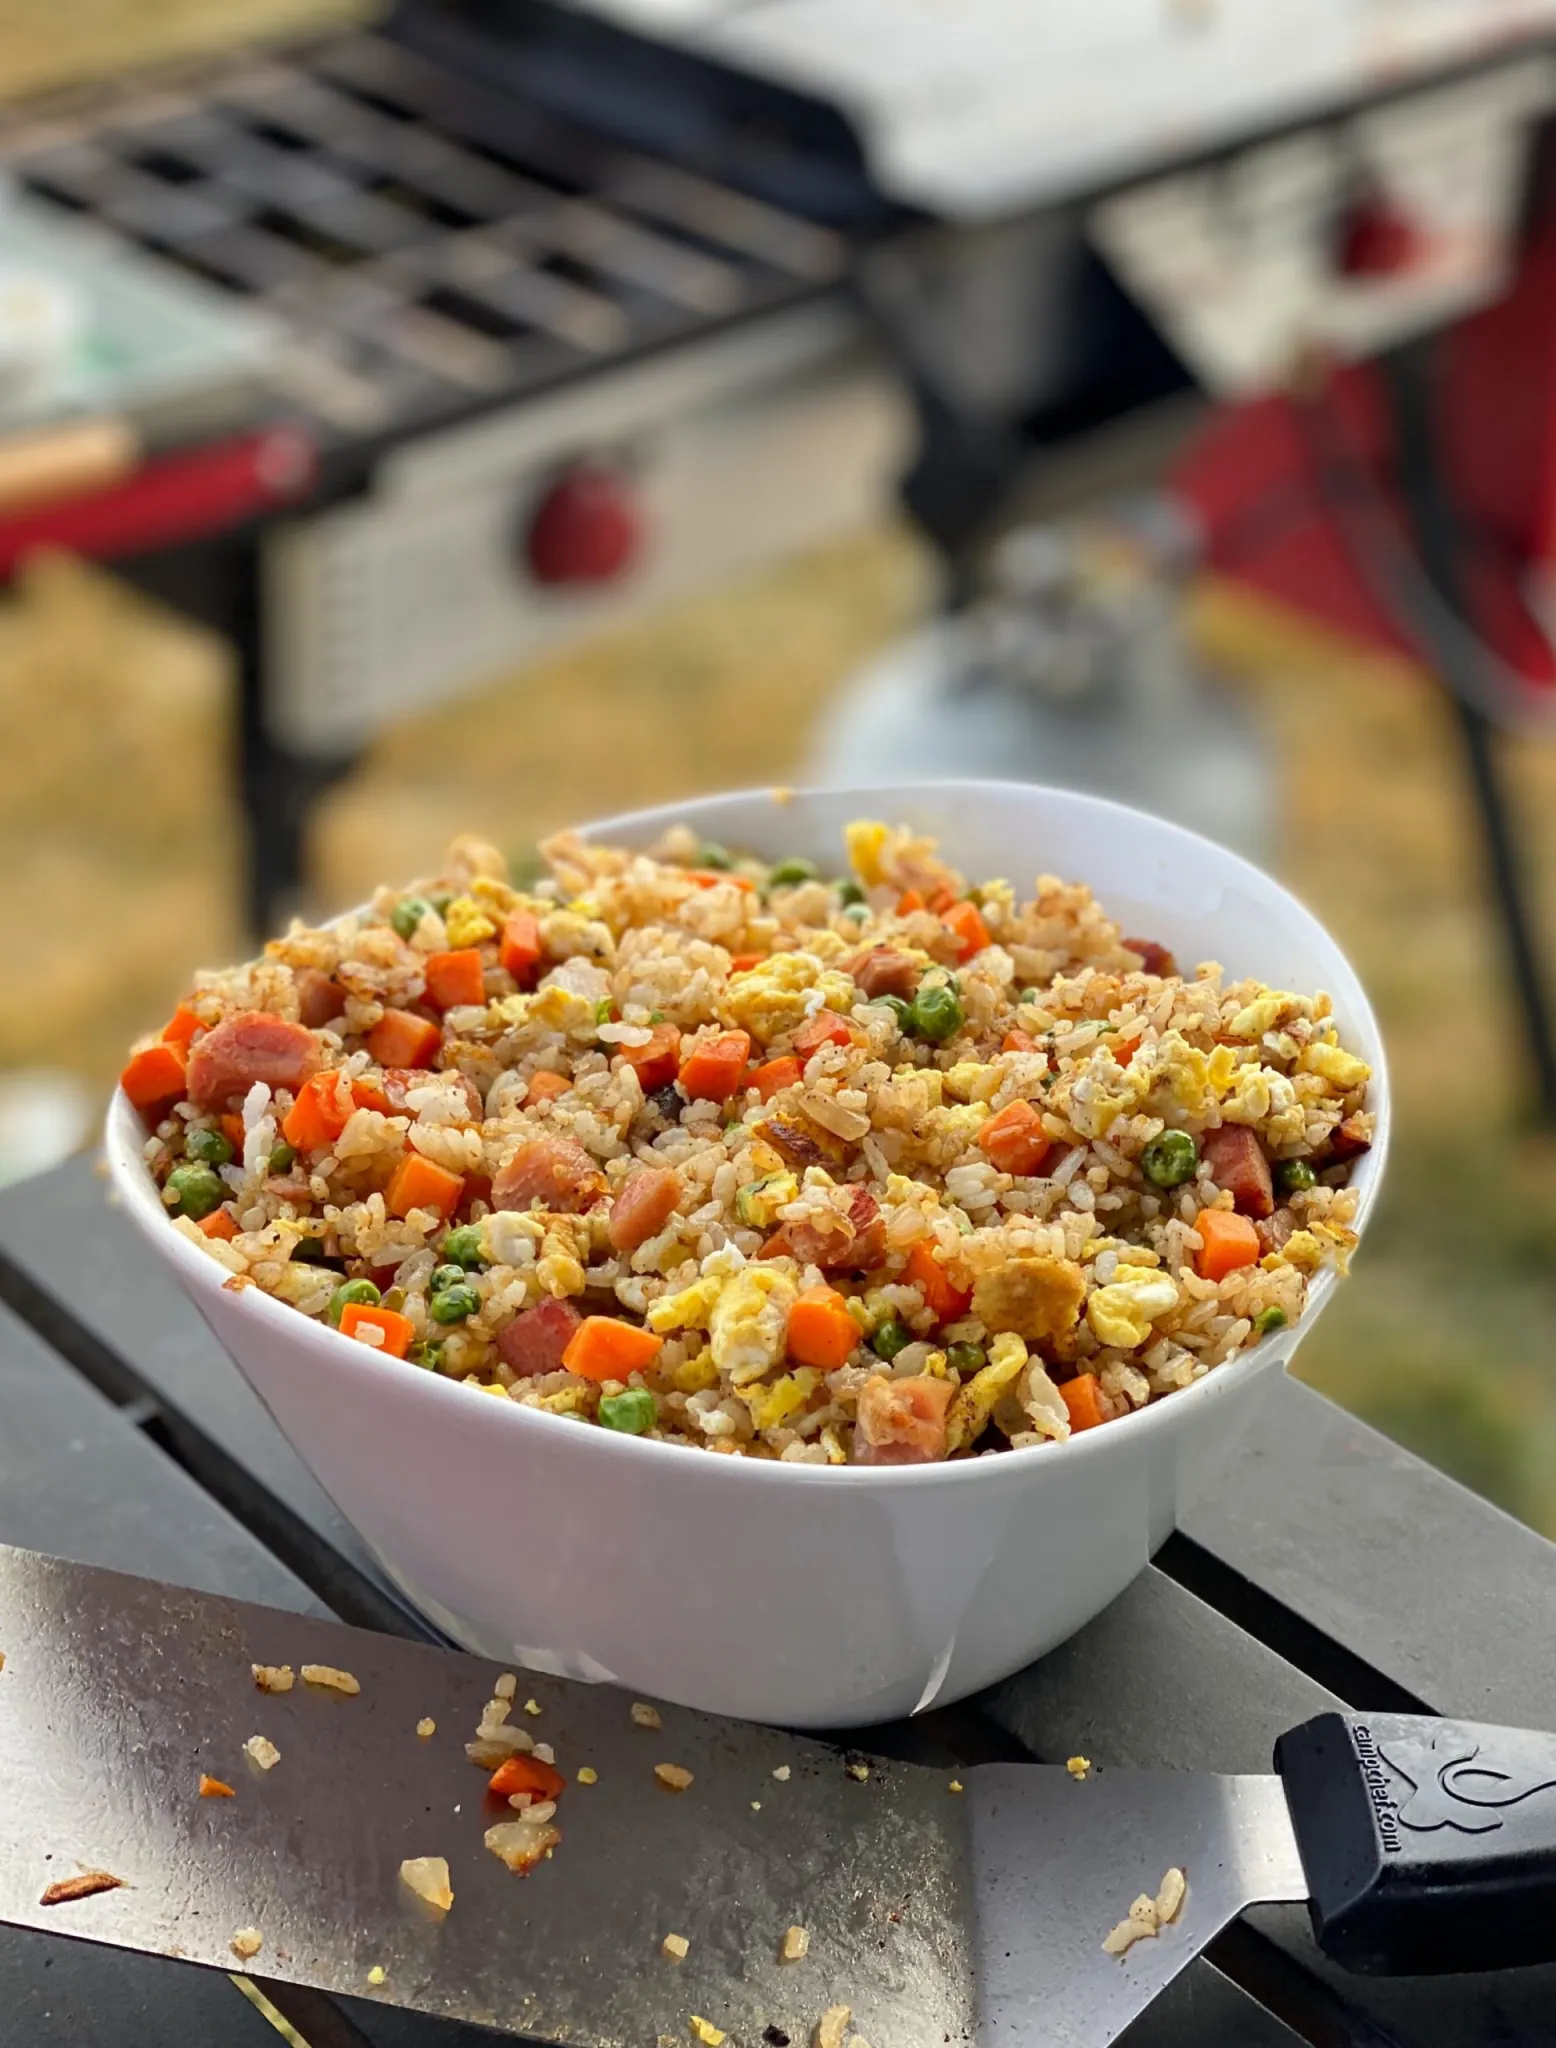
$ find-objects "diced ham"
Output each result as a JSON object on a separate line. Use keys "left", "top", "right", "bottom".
{"left": 1328, "top": 1114, "right": 1372, "bottom": 1163}
{"left": 496, "top": 1298, "right": 584, "bottom": 1378}
{"left": 295, "top": 969, "right": 346, "bottom": 1028}
{"left": 854, "top": 1374, "right": 955, "bottom": 1466}
{"left": 608, "top": 1167, "right": 682, "bottom": 1252}
{"left": 187, "top": 1012, "right": 322, "bottom": 1111}
{"left": 781, "top": 1185, "right": 886, "bottom": 1273}
{"left": 1203, "top": 1124, "right": 1274, "bottom": 1219}
{"left": 380, "top": 1067, "right": 485, "bottom": 1120}
{"left": 850, "top": 947, "right": 921, "bottom": 1001}
{"left": 492, "top": 1137, "right": 606, "bottom": 1213}
{"left": 1123, "top": 937, "right": 1178, "bottom": 978}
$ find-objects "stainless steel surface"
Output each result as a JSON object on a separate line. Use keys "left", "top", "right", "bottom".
{"left": 0, "top": 1547, "right": 1308, "bottom": 2046}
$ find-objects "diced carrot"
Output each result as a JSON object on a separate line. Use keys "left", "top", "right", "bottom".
{"left": 618, "top": 1021, "right": 681, "bottom": 1092}
{"left": 386, "top": 1152, "right": 465, "bottom": 1221}
{"left": 786, "top": 1285, "right": 860, "bottom": 1371}
{"left": 678, "top": 1029, "right": 752, "bottom": 1102}
{"left": 162, "top": 1004, "right": 204, "bottom": 1052}
{"left": 352, "top": 1075, "right": 391, "bottom": 1114}
{"left": 1061, "top": 1374, "right": 1107, "bottom": 1433}
{"left": 729, "top": 952, "right": 765, "bottom": 973}
{"left": 942, "top": 899, "right": 991, "bottom": 961}
{"left": 977, "top": 1099, "right": 1053, "bottom": 1176}
{"left": 561, "top": 1315, "right": 664, "bottom": 1382}
{"left": 524, "top": 1070, "right": 571, "bottom": 1107}
{"left": 220, "top": 1113, "right": 247, "bottom": 1151}
{"left": 792, "top": 1011, "right": 853, "bottom": 1059}
{"left": 1002, "top": 1030, "right": 1036, "bottom": 1054}
{"left": 365, "top": 1009, "right": 441, "bottom": 1069}
{"left": 499, "top": 910, "right": 543, "bottom": 985}
{"left": 750, "top": 1055, "right": 802, "bottom": 1101}
{"left": 120, "top": 1042, "right": 188, "bottom": 1115}
{"left": 424, "top": 948, "right": 486, "bottom": 1011}
{"left": 688, "top": 869, "right": 755, "bottom": 891}
{"left": 1114, "top": 1033, "right": 1142, "bottom": 1064}
{"left": 1195, "top": 1207, "right": 1262, "bottom": 1282}
{"left": 199, "top": 1774, "right": 235, "bottom": 1798}
{"left": 927, "top": 884, "right": 958, "bottom": 915}
{"left": 905, "top": 1240, "right": 972, "bottom": 1324}
{"left": 488, "top": 1754, "right": 565, "bottom": 1801}
{"left": 896, "top": 888, "right": 925, "bottom": 914}
{"left": 338, "top": 1301, "right": 415, "bottom": 1358}
{"left": 198, "top": 1209, "right": 240, "bottom": 1242}
{"left": 281, "top": 1070, "right": 355, "bottom": 1153}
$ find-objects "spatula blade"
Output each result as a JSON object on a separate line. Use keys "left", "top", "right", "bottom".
{"left": 0, "top": 1547, "right": 1304, "bottom": 2047}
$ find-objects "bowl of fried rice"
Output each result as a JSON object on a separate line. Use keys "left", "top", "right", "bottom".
{"left": 107, "top": 781, "right": 1386, "bottom": 1726}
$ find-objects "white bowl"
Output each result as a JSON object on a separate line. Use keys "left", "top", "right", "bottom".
{"left": 106, "top": 782, "right": 1388, "bottom": 1728}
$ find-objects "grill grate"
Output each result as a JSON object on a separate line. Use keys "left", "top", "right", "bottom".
{"left": 0, "top": 29, "right": 844, "bottom": 442}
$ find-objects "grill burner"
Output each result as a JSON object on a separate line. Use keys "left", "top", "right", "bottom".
{"left": 0, "top": 28, "right": 843, "bottom": 444}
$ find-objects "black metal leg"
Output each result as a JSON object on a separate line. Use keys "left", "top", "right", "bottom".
{"left": 1378, "top": 339, "right": 1556, "bottom": 1124}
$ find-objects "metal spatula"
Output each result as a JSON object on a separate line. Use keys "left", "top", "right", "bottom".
{"left": 2, "top": 1547, "right": 1554, "bottom": 2047}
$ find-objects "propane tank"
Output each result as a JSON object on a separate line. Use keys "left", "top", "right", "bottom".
{"left": 808, "top": 495, "right": 1275, "bottom": 868}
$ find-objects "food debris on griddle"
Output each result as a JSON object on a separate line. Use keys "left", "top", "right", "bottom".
{"left": 630, "top": 1700, "right": 662, "bottom": 1730}
{"left": 243, "top": 1734, "right": 280, "bottom": 1772}
{"left": 814, "top": 2004, "right": 851, "bottom": 2048}
{"left": 252, "top": 1663, "right": 294, "bottom": 1693}
{"left": 230, "top": 1926, "right": 263, "bottom": 1961}
{"left": 662, "top": 1933, "right": 690, "bottom": 1960}
{"left": 400, "top": 1856, "right": 454, "bottom": 1912}
{"left": 781, "top": 1924, "right": 810, "bottom": 1962}
{"left": 301, "top": 1663, "right": 359, "bottom": 1696}
{"left": 198, "top": 1774, "right": 235, "bottom": 1798}
{"left": 417, "top": 1717, "right": 436, "bottom": 1738}
{"left": 655, "top": 1763, "right": 694, "bottom": 1792}
{"left": 40, "top": 1871, "right": 125, "bottom": 1906}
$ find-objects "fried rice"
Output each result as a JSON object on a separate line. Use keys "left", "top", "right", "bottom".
{"left": 121, "top": 820, "right": 1372, "bottom": 1467}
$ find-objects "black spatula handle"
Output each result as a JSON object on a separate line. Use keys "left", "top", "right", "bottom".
{"left": 1275, "top": 1711, "right": 1556, "bottom": 1975}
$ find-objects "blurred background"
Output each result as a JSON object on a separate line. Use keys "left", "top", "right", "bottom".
{"left": 3, "top": 0, "right": 1556, "bottom": 1533}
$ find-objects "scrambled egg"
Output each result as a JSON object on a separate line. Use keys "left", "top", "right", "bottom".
{"left": 1087, "top": 1265, "right": 1180, "bottom": 1349}
{"left": 845, "top": 819, "right": 890, "bottom": 886}
{"left": 710, "top": 1268, "right": 797, "bottom": 1385}
{"left": 443, "top": 895, "right": 497, "bottom": 948}
{"left": 469, "top": 874, "right": 519, "bottom": 919}
{"left": 942, "top": 1061, "right": 1003, "bottom": 1104}
{"left": 647, "top": 1274, "right": 724, "bottom": 1334}
{"left": 539, "top": 909, "right": 615, "bottom": 963}
{"left": 973, "top": 1255, "right": 1086, "bottom": 1343}
{"left": 672, "top": 1350, "right": 720, "bottom": 1394}
{"left": 735, "top": 1171, "right": 798, "bottom": 1227}
{"left": 1225, "top": 990, "right": 1314, "bottom": 1041}
{"left": 746, "top": 1368, "right": 822, "bottom": 1432}
{"left": 1300, "top": 1040, "right": 1371, "bottom": 1093}
{"left": 947, "top": 1331, "right": 1028, "bottom": 1453}
{"left": 723, "top": 952, "right": 853, "bottom": 1046}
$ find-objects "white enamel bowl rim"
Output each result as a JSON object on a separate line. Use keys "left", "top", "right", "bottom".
{"left": 105, "top": 779, "right": 1389, "bottom": 1497}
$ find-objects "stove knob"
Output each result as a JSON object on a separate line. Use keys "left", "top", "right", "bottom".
{"left": 1335, "top": 193, "right": 1423, "bottom": 279}
{"left": 525, "top": 466, "right": 641, "bottom": 585}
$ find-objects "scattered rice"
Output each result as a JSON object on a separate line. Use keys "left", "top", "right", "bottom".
{"left": 631, "top": 1701, "right": 663, "bottom": 1730}
{"left": 252, "top": 1664, "right": 294, "bottom": 1694}
{"left": 494, "top": 1673, "right": 517, "bottom": 1700}
{"left": 400, "top": 1856, "right": 454, "bottom": 1911}
{"left": 230, "top": 1927, "right": 263, "bottom": 1961}
{"left": 781, "top": 1925, "right": 810, "bottom": 1962}
{"left": 1102, "top": 1868, "right": 1187, "bottom": 1957}
{"left": 815, "top": 2006, "right": 851, "bottom": 2048}
{"left": 663, "top": 1933, "right": 690, "bottom": 1960}
{"left": 772, "top": 1765, "right": 791, "bottom": 1783}
{"left": 417, "top": 1718, "right": 436, "bottom": 1738}
{"left": 301, "top": 1663, "right": 360, "bottom": 1696}
{"left": 655, "top": 1763, "right": 694, "bottom": 1792}
{"left": 577, "top": 1766, "right": 598, "bottom": 1785}
{"left": 243, "top": 1735, "right": 279, "bottom": 1772}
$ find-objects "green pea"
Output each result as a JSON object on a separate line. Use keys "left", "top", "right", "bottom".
{"left": 427, "top": 889, "right": 457, "bottom": 915}
{"left": 599, "top": 1388, "right": 657, "bottom": 1434}
{"left": 594, "top": 997, "right": 614, "bottom": 1025}
{"left": 912, "top": 983, "right": 965, "bottom": 1043}
{"left": 166, "top": 1163, "right": 224, "bottom": 1220}
{"left": 696, "top": 841, "right": 733, "bottom": 871}
{"left": 844, "top": 902, "right": 870, "bottom": 921}
{"left": 185, "top": 1126, "right": 234, "bottom": 1167}
{"left": 391, "top": 895, "right": 433, "bottom": 940}
{"left": 945, "top": 1342, "right": 986, "bottom": 1376}
{"left": 649, "top": 1010, "right": 666, "bottom": 1024}
{"left": 327, "top": 1277, "right": 380, "bottom": 1325}
{"left": 442, "top": 1224, "right": 486, "bottom": 1269}
{"left": 836, "top": 879, "right": 866, "bottom": 907}
{"left": 408, "top": 1339, "right": 443, "bottom": 1371}
{"left": 428, "top": 1263, "right": 466, "bottom": 1295}
{"left": 431, "top": 1282, "right": 481, "bottom": 1325}
{"left": 294, "top": 1237, "right": 328, "bottom": 1263}
{"left": 872, "top": 1317, "right": 910, "bottom": 1362}
{"left": 767, "top": 857, "right": 818, "bottom": 888}
{"left": 268, "top": 1140, "right": 297, "bottom": 1174}
{"left": 1141, "top": 1130, "right": 1198, "bottom": 1189}
{"left": 1253, "top": 1306, "right": 1288, "bottom": 1337}
{"left": 1017, "top": 988, "right": 1043, "bottom": 1007}
{"left": 1276, "top": 1158, "right": 1317, "bottom": 1193}
{"left": 873, "top": 994, "right": 916, "bottom": 1033}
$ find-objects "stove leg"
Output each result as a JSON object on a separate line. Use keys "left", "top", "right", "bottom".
{"left": 1380, "top": 337, "right": 1556, "bottom": 1125}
